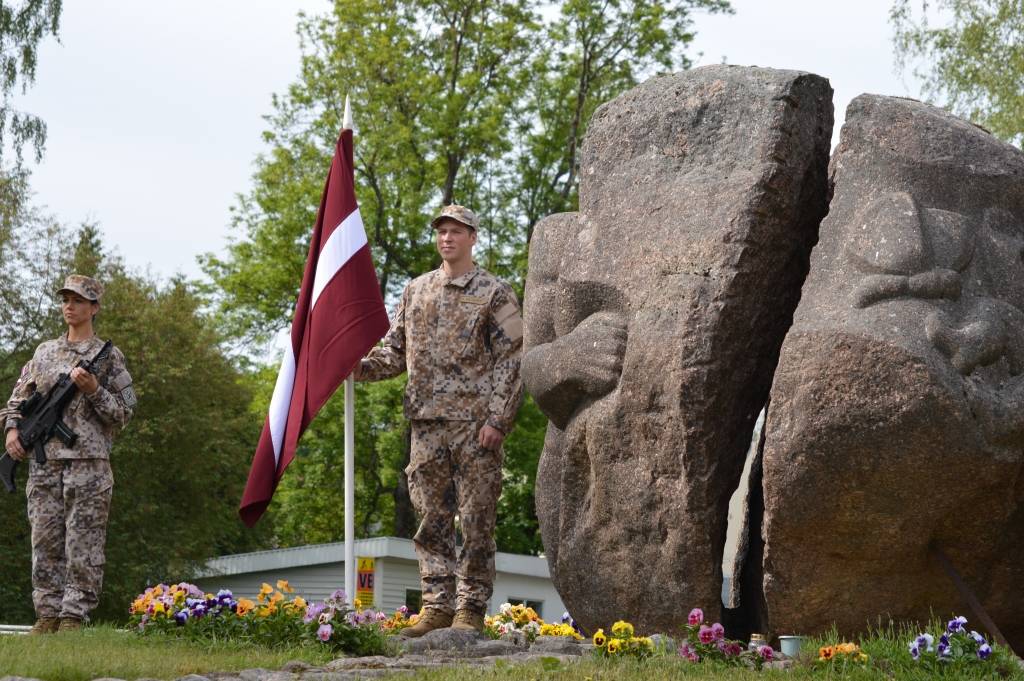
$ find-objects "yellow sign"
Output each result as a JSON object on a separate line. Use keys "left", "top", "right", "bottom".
{"left": 356, "top": 557, "right": 375, "bottom": 608}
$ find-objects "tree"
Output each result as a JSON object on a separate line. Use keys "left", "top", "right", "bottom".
{"left": 892, "top": 0, "right": 1024, "bottom": 147}
{"left": 201, "top": 0, "right": 539, "bottom": 346}
{"left": 205, "top": 0, "right": 731, "bottom": 557}
{"left": 0, "top": 0, "right": 62, "bottom": 166}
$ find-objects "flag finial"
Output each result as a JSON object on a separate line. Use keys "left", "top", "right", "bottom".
{"left": 343, "top": 95, "right": 353, "bottom": 131}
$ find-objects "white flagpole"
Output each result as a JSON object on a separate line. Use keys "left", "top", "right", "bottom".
{"left": 342, "top": 94, "right": 356, "bottom": 607}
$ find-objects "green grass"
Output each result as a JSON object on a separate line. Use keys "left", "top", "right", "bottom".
{"left": 0, "top": 625, "right": 334, "bottom": 681}
{"left": 2, "top": 620, "right": 1021, "bottom": 681}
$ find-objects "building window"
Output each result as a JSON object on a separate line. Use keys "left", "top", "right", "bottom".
{"left": 509, "top": 597, "right": 544, "bottom": 614}
{"left": 405, "top": 588, "right": 422, "bottom": 613}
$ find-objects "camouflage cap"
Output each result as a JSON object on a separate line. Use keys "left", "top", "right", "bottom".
{"left": 57, "top": 274, "right": 104, "bottom": 302}
{"left": 431, "top": 204, "right": 480, "bottom": 231}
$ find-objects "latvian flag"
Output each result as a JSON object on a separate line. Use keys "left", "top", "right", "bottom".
{"left": 239, "top": 127, "right": 390, "bottom": 527}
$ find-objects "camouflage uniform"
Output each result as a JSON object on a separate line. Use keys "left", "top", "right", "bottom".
{"left": 4, "top": 275, "right": 135, "bottom": 621}
{"left": 360, "top": 264, "right": 523, "bottom": 615}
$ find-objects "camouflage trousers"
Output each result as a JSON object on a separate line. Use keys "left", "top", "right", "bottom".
{"left": 408, "top": 420, "right": 503, "bottom": 616}
{"left": 26, "top": 458, "right": 113, "bottom": 620}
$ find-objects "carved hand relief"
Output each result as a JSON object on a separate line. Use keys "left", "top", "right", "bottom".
{"left": 523, "top": 66, "right": 833, "bottom": 634}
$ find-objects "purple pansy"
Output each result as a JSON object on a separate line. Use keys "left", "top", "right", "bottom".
{"left": 304, "top": 602, "right": 326, "bottom": 624}
{"left": 317, "top": 623, "right": 333, "bottom": 642}
{"left": 687, "top": 608, "right": 704, "bottom": 626}
{"left": 698, "top": 625, "right": 715, "bottom": 644}
{"left": 710, "top": 622, "right": 725, "bottom": 641}
{"left": 947, "top": 616, "right": 968, "bottom": 633}
{"left": 978, "top": 643, "right": 992, "bottom": 660}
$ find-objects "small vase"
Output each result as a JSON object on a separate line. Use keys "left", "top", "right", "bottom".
{"left": 778, "top": 635, "right": 804, "bottom": 658}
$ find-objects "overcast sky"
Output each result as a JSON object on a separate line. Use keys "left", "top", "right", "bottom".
{"left": 17, "top": 0, "right": 919, "bottom": 283}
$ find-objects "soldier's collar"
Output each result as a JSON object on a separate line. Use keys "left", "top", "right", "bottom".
{"left": 444, "top": 264, "right": 480, "bottom": 289}
{"left": 62, "top": 333, "right": 101, "bottom": 354}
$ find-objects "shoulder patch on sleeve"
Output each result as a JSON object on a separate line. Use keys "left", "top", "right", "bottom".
{"left": 119, "top": 384, "right": 138, "bottom": 408}
{"left": 495, "top": 302, "right": 523, "bottom": 342}
{"left": 109, "top": 371, "right": 132, "bottom": 391}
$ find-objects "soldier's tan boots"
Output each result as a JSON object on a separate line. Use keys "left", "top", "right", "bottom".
{"left": 399, "top": 609, "right": 453, "bottom": 638}
{"left": 450, "top": 609, "right": 485, "bottom": 633}
{"left": 30, "top": 617, "right": 59, "bottom": 635}
{"left": 57, "top": 617, "right": 83, "bottom": 633}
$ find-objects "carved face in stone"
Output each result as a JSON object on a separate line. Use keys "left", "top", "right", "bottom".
{"left": 812, "top": 104, "right": 1024, "bottom": 449}
{"left": 758, "top": 96, "right": 1024, "bottom": 648}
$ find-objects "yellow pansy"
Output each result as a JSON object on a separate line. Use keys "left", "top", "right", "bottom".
{"left": 593, "top": 629, "right": 607, "bottom": 647}
{"left": 276, "top": 579, "right": 294, "bottom": 593}
{"left": 611, "top": 620, "right": 634, "bottom": 637}
{"left": 607, "top": 639, "right": 622, "bottom": 654}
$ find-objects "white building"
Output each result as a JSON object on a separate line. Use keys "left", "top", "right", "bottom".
{"left": 193, "top": 536, "right": 567, "bottom": 622}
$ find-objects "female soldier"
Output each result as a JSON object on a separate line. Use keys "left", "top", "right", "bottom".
{"left": 3, "top": 275, "right": 135, "bottom": 634}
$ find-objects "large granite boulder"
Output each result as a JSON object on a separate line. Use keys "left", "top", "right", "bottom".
{"left": 521, "top": 65, "right": 833, "bottom": 634}
{"left": 759, "top": 95, "right": 1024, "bottom": 647}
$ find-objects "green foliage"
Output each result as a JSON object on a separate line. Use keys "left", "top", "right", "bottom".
{"left": 0, "top": 624, "right": 334, "bottom": 681}
{"left": 0, "top": 221, "right": 271, "bottom": 624}
{"left": 0, "top": 0, "right": 62, "bottom": 166}
{"left": 892, "top": 0, "right": 1024, "bottom": 147}
{"left": 496, "top": 395, "right": 546, "bottom": 554}
{"left": 200, "top": 0, "right": 540, "bottom": 343}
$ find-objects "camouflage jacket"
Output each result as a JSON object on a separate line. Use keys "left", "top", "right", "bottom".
{"left": 360, "top": 266, "right": 524, "bottom": 433}
{"left": 4, "top": 334, "right": 135, "bottom": 460}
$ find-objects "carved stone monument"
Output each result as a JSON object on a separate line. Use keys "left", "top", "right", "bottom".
{"left": 522, "top": 65, "right": 833, "bottom": 633}
{"left": 758, "top": 95, "right": 1024, "bottom": 648}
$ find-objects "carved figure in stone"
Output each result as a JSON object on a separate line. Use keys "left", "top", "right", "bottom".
{"left": 523, "top": 65, "right": 833, "bottom": 634}
{"left": 757, "top": 94, "right": 1024, "bottom": 649}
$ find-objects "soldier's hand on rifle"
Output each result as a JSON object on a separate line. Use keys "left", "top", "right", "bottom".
{"left": 5, "top": 428, "right": 26, "bottom": 461}
{"left": 478, "top": 424, "right": 505, "bottom": 450}
{"left": 70, "top": 367, "right": 99, "bottom": 394}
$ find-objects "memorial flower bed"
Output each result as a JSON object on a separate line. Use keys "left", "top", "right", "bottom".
{"left": 125, "top": 585, "right": 1018, "bottom": 678}
{"left": 128, "top": 580, "right": 394, "bottom": 655}
{"left": 677, "top": 607, "right": 772, "bottom": 669}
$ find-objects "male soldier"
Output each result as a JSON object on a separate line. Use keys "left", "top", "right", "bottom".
{"left": 353, "top": 205, "right": 523, "bottom": 636}
{"left": 4, "top": 275, "right": 135, "bottom": 633}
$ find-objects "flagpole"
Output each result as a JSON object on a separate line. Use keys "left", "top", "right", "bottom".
{"left": 342, "top": 94, "right": 356, "bottom": 607}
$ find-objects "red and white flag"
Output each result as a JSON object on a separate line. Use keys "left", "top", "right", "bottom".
{"left": 239, "top": 127, "right": 390, "bottom": 527}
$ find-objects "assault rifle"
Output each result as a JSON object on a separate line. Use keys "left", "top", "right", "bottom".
{"left": 0, "top": 340, "right": 113, "bottom": 493}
